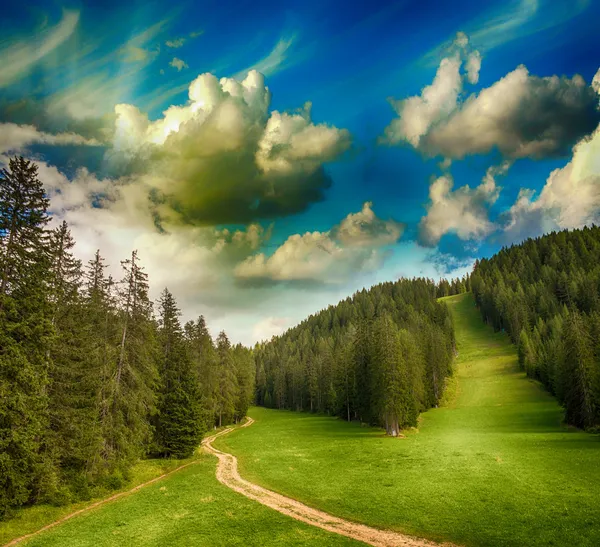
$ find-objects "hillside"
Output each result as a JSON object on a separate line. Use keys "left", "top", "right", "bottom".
{"left": 217, "top": 293, "right": 600, "bottom": 547}
{"left": 471, "top": 226, "right": 600, "bottom": 428}
{"left": 255, "top": 278, "right": 461, "bottom": 435}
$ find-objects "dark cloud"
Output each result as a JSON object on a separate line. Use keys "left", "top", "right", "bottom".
{"left": 422, "top": 67, "right": 600, "bottom": 159}
{"left": 108, "top": 71, "right": 351, "bottom": 226}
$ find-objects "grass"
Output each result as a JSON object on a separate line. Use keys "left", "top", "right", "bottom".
{"left": 0, "top": 456, "right": 195, "bottom": 546}
{"left": 9, "top": 453, "right": 361, "bottom": 547}
{"left": 215, "top": 293, "right": 600, "bottom": 547}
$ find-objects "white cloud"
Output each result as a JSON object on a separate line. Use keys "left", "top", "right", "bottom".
{"left": 423, "top": 67, "right": 598, "bottom": 159}
{"left": 593, "top": 68, "right": 600, "bottom": 93}
{"left": 234, "top": 35, "right": 296, "bottom": 80}
{"left": 383, "top": 33, "right": 599, "bottom": 160}
{"left": 0, "top": 9, "right": 79, "bottom": 87}
{"left": 504, "top": 123, "right": 600, "bottom": 240}
{"left": 235, "top": 202, "right": 403, "bottom": 283}
{"left": 332, "top": 201, "right": 404, "bottom": 247}
{"left": 0, "top": 123, "right": 100, "bottom": 155}
{"left": 39, "top": 158, "right": 271, "bottom": 314}
{"left": 166, "top": 37, "right": 186, "bottom": 48}
{"left": 253, "top": 317, "right": 290, "bottom": 342}
{"left": 381, "top": 33, "right": 477, "bottom": 148}
{"left": 109, "top": 69, "right": 350, "bottom": 224}
{"left": 419, "top": 162, "right": 511, "bottom": 246}
{"left": 256, "top": 102, "right": 351, "bottom": 175}
{"left": 169, "top": 57, "right": 188, "bottom": 71}
{"left": 465, "top": 50, "right": 482, "bottom": 85}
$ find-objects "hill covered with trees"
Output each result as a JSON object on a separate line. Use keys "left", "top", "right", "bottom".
{"left": 0, "top": 157, "right": 254, "bottom": 516}
{"left": 471, "top": 226, "right": 600, "bottom": 429}
{"left": 255, "top": 278, "right": 464, "bottom": 435}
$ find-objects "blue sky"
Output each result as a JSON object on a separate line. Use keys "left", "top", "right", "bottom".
{"left": 1, "top": 0, "right": 599, "bottom": 343}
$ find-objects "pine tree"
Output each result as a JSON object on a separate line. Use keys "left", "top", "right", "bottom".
{"left": 154, "top": 289, "right": 204, "bottom": 458}
{"left": 46, "top": 222, "right": 102, "bottom": 492}
{"left": 215, "top": 331, "right": 237, "bottom": 427}
{"left": 232, "top": 344, "right": 255, "bottom": 422}
{"left": 562, "top": 311, "right": 597, "bottom": 429}
{"left": 105, "top": 251, "right": 158, "bottom": 468}
{"left": 185, "top": 316, "right": 218, "bottom": 429}
{"left": 0, "top": 156, "right": 54, "bottom": 515}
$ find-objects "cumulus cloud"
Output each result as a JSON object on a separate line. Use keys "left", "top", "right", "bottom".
{"left": 465, "top": 50, "right": 481, "bottom": 85}
{"left": 381, "top": 32, "right": 479, "bottom": 148}
{"left": 166, "top": 37, "right": 186, "bottom": 48}
{"left": 235, "top": 202, "right": 403, "bottom": 284}
{"left": 109, "top": 70, "right": 351, "bottom": 225}
{"left": 419, "top": 162, "right": 511, "bottom": 246}
{"left": 593, "top": 68, "right": 600, "bottom": 93}
{"left": 331, "top": 201, "right": 404, "bottom": 247}
{"left": 0, "top": 122, "right": 100, "bottom": 155}
{"left": 169, "top": 57, "right": 188, "bottom": 71}
{"left": 383, "top": 33, "right": 600, "bottom": 160}
{"left": 503, "top": 123, "right": 600, "bottom": 241}
{"left": 37, "top": 158, "right": 272, "bottom": 315}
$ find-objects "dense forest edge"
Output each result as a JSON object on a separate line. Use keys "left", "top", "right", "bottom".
{"left": 471, "top": 226, "right": 600, "bottom": 430}
{"left": 254, "top": 277, "right": 469, "bottom": 435}
{"left": 0, "top": 157, "right": 254, "bottom": 518}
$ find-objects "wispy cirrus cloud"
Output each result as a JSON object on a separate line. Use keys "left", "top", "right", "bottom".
{"left": 0, "top": 122, "right": 101, "bottom": 155}
{"left": 419, "top": 0, "right": 591, "bottom": 69}
{"left": 234, "top": 34, "right": 297, "bottom": 79}
{"left": 0, "top": 9, "right": 80, "bottom": 88}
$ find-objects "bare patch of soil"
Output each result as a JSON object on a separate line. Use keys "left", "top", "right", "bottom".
{"left": 203, "top": 417, "right": 458, "bottom": 547}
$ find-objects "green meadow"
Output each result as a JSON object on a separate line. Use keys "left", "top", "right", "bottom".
{"left": 3, "top": 454, "right": 359, "bottom": 547}
{"left": 216, "top": 293, "right": 600, "bottom": 547}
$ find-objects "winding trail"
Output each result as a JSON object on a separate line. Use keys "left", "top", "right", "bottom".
{"left": 203, "top": 417, "right": 457, "bottom": 547}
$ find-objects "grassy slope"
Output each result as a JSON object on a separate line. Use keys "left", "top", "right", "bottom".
{"left": 0, "top": 457, "right": 194, "bottom": 545}
{"left": 216, "top": 293, "right": 600, "bottom": 547}
{"left": 2, "top": 457, "right": 361, "bottom": 547}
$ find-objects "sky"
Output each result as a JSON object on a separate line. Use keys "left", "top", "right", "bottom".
{"left": 1, "top": 0, "right": 599, "bottom": 344}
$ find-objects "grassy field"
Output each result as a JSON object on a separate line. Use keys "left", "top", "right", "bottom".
{"left": 1, "top": 455, "right": 360, "bottom": 546}
{"left": 216, "top": 293, "right": 600, "bottom": 547}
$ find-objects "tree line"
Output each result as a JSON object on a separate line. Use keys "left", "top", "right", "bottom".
{"left": 471, "top": 225, "right": 600, "bottom": 430}
{"left": 0, "top": 157, "right": 254, "bottom": 517}
{"left": 255, "top": 278, "right": 461, "bottom": 436}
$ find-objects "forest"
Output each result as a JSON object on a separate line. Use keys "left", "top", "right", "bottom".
{"left": 0, "top": 157, "right": 255, "bottom": 516}
{"left": 255, "top": 277, "right": 466, "bottom": 435}
{"left": 471, "top": 225, "right": 600, "bottom": 429}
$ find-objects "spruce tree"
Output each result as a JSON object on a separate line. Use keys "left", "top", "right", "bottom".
{"left": 154, "top": 289, "right": 204, "bottom": 458}
{"left": 46, "top": 222, "right": 102, "bottom": 490}
{"left": 0, "top": 156, "right": 54, "bottom": 515}
{"left": 216, "top": 331, "right": 237, "bottom": 427}
{"left": 105, "top": 251, "right": 158, "bottom": 468}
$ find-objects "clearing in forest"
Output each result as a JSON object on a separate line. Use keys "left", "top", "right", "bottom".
{"left": 216, "top": 293, "right": 600, "bottom": 547}
{"left": 1, "top": 450, "right": 361, "bottom": 547}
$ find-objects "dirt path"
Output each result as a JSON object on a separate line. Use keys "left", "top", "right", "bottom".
{"left": 3, "top": 459, "right": 200, "bottom": 547}
{"left": 203, "top": 417, "right": 457, "bottom": 547}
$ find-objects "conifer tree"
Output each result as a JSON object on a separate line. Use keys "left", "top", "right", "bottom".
{"left": 215, "top": 331, "right": 237, "bottom": 427}
{"left": 154, "top": 289, "right": 204, "bottom": 457}
{"left": 46, "top": 222, "right": 102, "bottom": 489}
{"left": 105, "top": 251, "right": 157, "bottom": 467}
{"left": 0, "top": 157, "right": 54, "bottom": 515}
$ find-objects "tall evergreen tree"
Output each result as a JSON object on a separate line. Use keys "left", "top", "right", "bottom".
{"left": 215, "top": 331, "right": 237, "bottom": 427}
{"left": 105, "top": 251, "right": 157, "bottom": 468}
{"left": 154, "top": 289, "right": 204, "bottom": 458}
{"left": 0, "top": 157, "right": 54, "bottom": 516}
